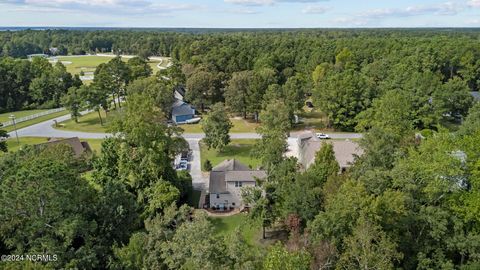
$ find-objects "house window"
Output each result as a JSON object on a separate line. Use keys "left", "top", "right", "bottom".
{"left": 216, "top": 194, "right": 220, "bottom": 199}
{"left": 232, "top": 202, "right": 236, "bottom": 206}
{"left": 235, "top": 181, "right": 243, "bottom": 187}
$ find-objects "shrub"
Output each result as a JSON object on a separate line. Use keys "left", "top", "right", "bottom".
{"left": 203, "top": 159, "right": 212, "bottom": 171}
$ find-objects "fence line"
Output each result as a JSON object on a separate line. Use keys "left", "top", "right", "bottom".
{"left": 1, "top": 108, "right": 66, "bottom": 128}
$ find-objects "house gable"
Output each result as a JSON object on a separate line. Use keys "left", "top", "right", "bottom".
{"left": 208, "top": 159, "right": 266, "bottom": 209}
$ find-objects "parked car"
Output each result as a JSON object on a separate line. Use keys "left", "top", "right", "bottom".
{"left": 316, "top": 133, "right": 330, "bottom": 139}
{"left": 176, "top": 161, "right": 188, "bottom": 171}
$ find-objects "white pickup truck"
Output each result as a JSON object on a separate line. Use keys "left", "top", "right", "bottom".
{"left": 316, "top": 133, "right": 330, "bottom": 139}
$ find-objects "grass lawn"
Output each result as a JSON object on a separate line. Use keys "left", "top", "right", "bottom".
{"left": 2, "top": 110, "right": 70, "bottom": 132}
{"left": 181, "top": 118, "right": 260, "bottom": 133}
{"left": 56, "top": 55, "right": 166, "bottom": 77}
{"left": 210, "top": 214, "right": 261, "bottom": 246}
{"left": 0, "top": 109, "right": 51, "bottom": 123}
{"left": 85, "top": 139, "right": 104, "bottom": 153}
{"left": 2, "top": 137, "right": 50, "bottom": 153}
{"left": 294, "top": 109, "right": 328, "bottom": 131}
{"left": 54, "top": 110, "right": 110, "bottom": 133}
{"left": 200, "top": 139, "right": 260, "bottom": 171}
{"left": 56, "top": 56, "right": 112, "bottom": 75}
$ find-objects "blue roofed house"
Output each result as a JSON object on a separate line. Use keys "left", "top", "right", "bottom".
{"left": 171, "top": 99, "right": 195, "bottom": 124}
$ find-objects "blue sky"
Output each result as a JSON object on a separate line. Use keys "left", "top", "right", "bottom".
{"left": 0, "top": 0, "right": 479, "bottom": 28}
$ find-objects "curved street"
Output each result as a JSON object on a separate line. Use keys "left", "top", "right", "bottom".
{"left": 7, "top": 112, "right": 363, "bottom": 140}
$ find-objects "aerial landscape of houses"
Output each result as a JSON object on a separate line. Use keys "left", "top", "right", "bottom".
{"left": 1, "top": 0, "right": 480, "bottom": 269}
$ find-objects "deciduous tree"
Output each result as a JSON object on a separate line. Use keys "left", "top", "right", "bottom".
{"left": 0, "top": 124, "right": 8, "bottom": 152}
{"left": 61, "top": 86, "right": 82, "bottom": 123}
{"left": 202, "top": 102, "right": 232, "bottom": 151}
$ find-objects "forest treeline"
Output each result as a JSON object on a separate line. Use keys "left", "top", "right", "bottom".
{"left": 1, "top": 29, "right": 479, "bottom": 129}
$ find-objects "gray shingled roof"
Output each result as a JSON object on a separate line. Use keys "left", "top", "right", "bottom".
{"left": 35, "top": 137, "right": 91, "bottom": 158}
{"left": 225, "top": 171, "right": 266, "bottom": 182}
{"left": 209, "top": 159, "right": 266, "bottom": 194}
{"left": 299, "top": 133, "right": 363, "bottom": 169}
{"left": 209, "top": 171, "right": 228, "bottom": 194}
{"left": 172, "top": 99, "right": 194, "bottom": 116}
{"left": 212, "top": 159, "right": 250, "bottom": 172}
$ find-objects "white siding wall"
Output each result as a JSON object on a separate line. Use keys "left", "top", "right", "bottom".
{"left": 209, "top": 181, "right": 256, "bottom": 209}
{"left": 226, "top": 181, "right": 256, "bottom": 208}
{"left": 210, "top": 193, "right": 233, "bottom": 208}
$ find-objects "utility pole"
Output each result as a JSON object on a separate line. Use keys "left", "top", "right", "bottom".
{"left": 9, "top": 115, "right": 19, "bottom": 145}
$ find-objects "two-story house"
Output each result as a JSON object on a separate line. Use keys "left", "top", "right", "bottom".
{"left": 209, "top": 159, "right": 266, "bottom": 210}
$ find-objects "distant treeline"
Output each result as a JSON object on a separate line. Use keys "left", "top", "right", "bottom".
{"left": 1, "top": 29, "right": 480, "bottom": 129}
{"left": 3, "top": 29, "right": 480, "bottom": 80}
{"left": 1, "top": 29, "right": 479, "bottom": 81}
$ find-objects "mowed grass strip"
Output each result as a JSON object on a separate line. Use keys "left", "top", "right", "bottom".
{"left": 199, "top": 139, "right": 261, "bottom": 171}
{"left": 181, "top": 118, "right": 260, "bottom": 134}
{"left": 2, "top": 110, "right": 70, "bottom": 132}
{"left": 54, "top": 110, "right": 110, "bottom": 133}
{"left": 0, "top": 109, "right": 50, "bottom": 123}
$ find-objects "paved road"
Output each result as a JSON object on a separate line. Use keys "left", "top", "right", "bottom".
{"left": 7, "top": 112, "right": 113, "bottom": 139}
{"left": 8, "top": 112, "right": 363, "bottom": 140}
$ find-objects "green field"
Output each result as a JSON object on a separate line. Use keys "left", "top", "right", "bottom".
{"left": 1, "top": 110, "right": 70, "bottom": 132}
{"left": 54, "top": 110, "right": 111, "bottom": 133}
{"left": 1, "top": 137, "right": 104, "bottom": 155}
{"left": 181, "top": 118, "right": 260, "bottom": 133}
{"left": 55, "top": 55, "right": 169, "bottom": 77}
{"left": 210, "top": 214, "right": 261, "bottom": 246}
{"left": 200, "top": 139, "right": 261, "bottom": 171}
{"left": 56, "top": 56, "right": 111, "bottom": 75}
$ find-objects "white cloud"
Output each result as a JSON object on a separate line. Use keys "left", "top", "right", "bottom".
{"left": 468, "top": 0, "right": 480, "bottom": 7}
{"left": 302, "top": 5, "right": 328, "bottom": 14}
{"left": 225, "top": 0, "right": 328, "bottom": 6}
{"left": 360, "top": 2, "right": 464, "bottom": 19}
{"left": 224, "top": 0, "right": 274, "bottom": 5}
{"left": 333, "top": 17, "right": 368, "bottom": 26}
{"left": 1, "top": 0, "right": 200, "bottom": 15}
